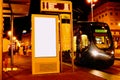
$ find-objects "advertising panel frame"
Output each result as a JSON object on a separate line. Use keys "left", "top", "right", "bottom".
{"left": 31, "top": 14, "right": 60, "bottom": 74}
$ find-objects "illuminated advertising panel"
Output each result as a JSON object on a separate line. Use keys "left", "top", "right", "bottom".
{"left": 32, "top": 14, "right": 60, "bottom": 74}
{"left": 34, "top": 16, "right": 56, "bottom": 57}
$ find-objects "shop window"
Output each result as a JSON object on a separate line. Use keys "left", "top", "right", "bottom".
{"left": 110, "top": 12, "right": 113, "bottom": 15}
{"left": 111, "top": 32, "right": 114, "bottom": 35}
{"left": 99, "top": 16, "right": 101, "bottom": 19}
{"left": 110, "top": 23, "right": 113, "bottom": 25}
{"left": 115, "top": 12, "right": 118, "bottom": 16}
{"left": 102, "top": 14, "right": 104, "bottom": 17}
{"left": 105, "top": 13, "right": 107, "bottom": 16}
{"left": 116, "top": 32, "right": 119, "bottom": 35}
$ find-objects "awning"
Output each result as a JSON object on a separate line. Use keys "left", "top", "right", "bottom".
{"left": 3, "top": 0, "right": 30, "bottom": 17}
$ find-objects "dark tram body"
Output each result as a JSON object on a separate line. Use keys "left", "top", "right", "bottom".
{"left": 73, "top": 21, "right": 115, "bottom": 68}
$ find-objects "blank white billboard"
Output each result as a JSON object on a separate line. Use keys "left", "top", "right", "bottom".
{"left": 34, "top": 17, "right": 56, "bottom": 57}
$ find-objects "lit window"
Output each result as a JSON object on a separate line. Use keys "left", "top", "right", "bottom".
{"left": 118, "top": 23, "right": 120, "bottom": 26}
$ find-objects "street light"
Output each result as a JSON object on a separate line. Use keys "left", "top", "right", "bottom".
{"left": 8, "top": 31, "right": 12, "bottom": 37}
{"left": 87, "top": 0, "right": 98, "bottom": 22}
{"left": 8, "top": 31, "right": 16, "bottom": 41}
{"left": 22, "top": 30, "right": 27, "bottom": 34}
{"left": 13, "top": 36, "right": 16, "bottom": 41}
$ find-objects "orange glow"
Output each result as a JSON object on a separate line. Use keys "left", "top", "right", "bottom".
{"left": 87, "top": 0, "right": 98, "bottom": 3}
{"left": 3, "top": 67, "right": 18, "bottom": 72}
{"left": 13, "top": 36, "right": 16, "bottom": 40}
{"left": 8, "top": 31, "right": 11, "bottom": 36}
{"left": 118, "top": 23, "right": 120, "bottom": 26}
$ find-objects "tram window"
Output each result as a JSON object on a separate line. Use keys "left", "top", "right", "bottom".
{"left": 95, "top": 35, "right": 110, "bottom": 48}
{"left": 76, "top": 31, "right": 90, "bottom": 52}
{"left": 81, "top": 34, "right": 89, "bottom": 49}
{"left": 93, "top": 27, "right": 111, "bottom": 49}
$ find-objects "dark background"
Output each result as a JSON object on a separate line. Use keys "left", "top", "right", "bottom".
{"left": 3, "top": 0, "right": 120, "bottom": 40}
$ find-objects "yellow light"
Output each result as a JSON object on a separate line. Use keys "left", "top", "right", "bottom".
{"left": 3, "top": 67, "right": 18, "bottom": 72}
{"left": 87, "top": 0, "right": 91, "bottom": 3}
{"left": 89, "top": 70, "right": 105, "bottom": 78}
{"left": 118, "top": 23, "right": 120, "bottom": 26}
{"left": 93, "top": 0, "right": 98, "bottom": 2}
{"left": 87, "top": 0, "right": 98, "bottom": 3}
{"left": 8, "top": 31, "right": 11, "bottom": 36}
{"left": 13, "top": 36, "right": 16, "bottom": 40}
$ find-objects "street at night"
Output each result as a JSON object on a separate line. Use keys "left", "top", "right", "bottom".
{"left": 2, "top": 54, "right": 120, "bottom": 80}
{"left": 1, "top": 0, "right": 120, "bottom": 80}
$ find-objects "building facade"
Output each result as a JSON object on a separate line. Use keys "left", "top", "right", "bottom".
{"left": 88, "top": 2, "right": 120, "bottom": 48}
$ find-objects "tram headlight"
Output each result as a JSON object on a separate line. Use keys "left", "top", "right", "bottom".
{"left": 91, "top": 49, "right": 106, "bottom": 57}
{"left": 111, "top": 51, "right": 114, "bottom": 54}
{"left": 91, "top": 49, "right": 113, "bottom": 58}
{"left": 106, "top": 50, "right": 114, "bottom": 54}
{"left": 91, "top": 50, "right": 99, "bottom": 57}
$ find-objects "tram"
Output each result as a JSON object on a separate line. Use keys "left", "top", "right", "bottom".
{"left": 73, "top": 21, "right": 115, "bottom": 68}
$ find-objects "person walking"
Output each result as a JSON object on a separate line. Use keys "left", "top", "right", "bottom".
{"left": 2, "top": 34, "right": 10, "bottom": 71}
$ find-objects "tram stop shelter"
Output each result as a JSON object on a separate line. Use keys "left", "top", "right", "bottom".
{"left": 1, "top": 0, "right": 30, "bottom": 79}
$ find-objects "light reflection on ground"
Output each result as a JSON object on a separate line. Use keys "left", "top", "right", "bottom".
{"left": 3, "top": 67, "right": 18, "bottom": 72}
{"left": 74, "top": 59, "right": 120, "bottom": 80}
{"left": 89, "top": 69, "right": 120, "bottom": 80}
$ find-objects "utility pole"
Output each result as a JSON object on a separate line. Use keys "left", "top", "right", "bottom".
{"left": 90, "top": 1, "right": 94, "bottom": 22}
{"left": 0, "top": 0, "right": 3, "bottom": 80}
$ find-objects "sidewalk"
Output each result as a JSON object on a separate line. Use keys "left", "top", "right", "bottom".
{"left": 115, "top": 49, "right": 120, "bottom": 60}
{"left": 3, "top": 54, "right": 105, "bottom": 80}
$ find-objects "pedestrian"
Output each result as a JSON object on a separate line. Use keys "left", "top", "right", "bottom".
{"left": 23, "top": 46, "right": 26, "bottom": 55}
{"left": 2, "top": 34, "right": 10, "bottom": 71}
{"left": 19, "top": 46, "right": 23, "bottom": 55}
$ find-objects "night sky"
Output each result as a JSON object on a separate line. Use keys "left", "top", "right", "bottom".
{"left": 3, "top": 0, "right": 120, "bottom": 40}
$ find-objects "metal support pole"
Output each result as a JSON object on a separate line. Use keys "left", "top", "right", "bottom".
{"left": 0, "top": 0, "right": 3, "bottom": 80}
{"left": 71, "top": 12, "right": 74, "bottom": 72}
{"left": 59, "top": 14, "right": 62, "bottom": 72}
{"left": 10, "top": 15, "right": 14, "bottom": 68}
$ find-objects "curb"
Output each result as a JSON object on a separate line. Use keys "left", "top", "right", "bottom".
{"left": 115, "top": 57, "right": 120, "bottom": 60}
